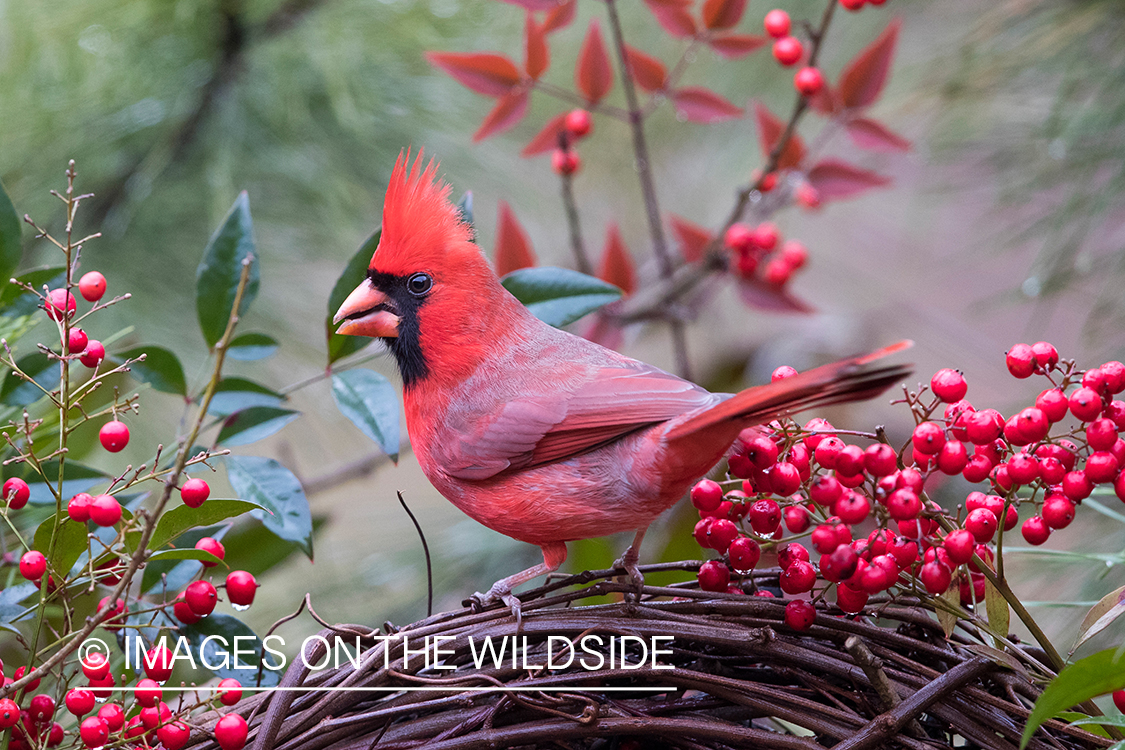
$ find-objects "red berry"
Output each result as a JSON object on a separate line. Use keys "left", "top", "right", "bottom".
{"left": 769, "top": 462, "right": 801, "bottom": 496}
{"left": 811, "top": 524, "right": 841, "bottom": 555}
{"left": 796, "top": 182, "right": 821, "bottom": 209}
{"left": 937, "top": 440, "right": 968, "bottom": 475}
{"left": 68, "top": 327, "right": 88, "bottom": 354}
{"left": 173, "top": 593, "right": 202, "bottom": 625}
{"left": 1087, "top": 452, "right": 1120, "bottom": 484}
{"left": 763, "top": 258, "right": 793, "bottom": 287}
{"left": 98, "top": 421, "right": 129, "bottom": 452}
{"left": 771, "top": 365, "right": 798, "bottom": 381}
{"left": 763, "top": 8, "right": 790, "bottom": 37}
{"left": 944, "top": 528, "right": 976, "bottom": 565}
{"left": 887, "top": 489, "right": 921, "bottom": 521}
{"left": 863, "top": 443, "right": 897, "bottom": 477}
{"left": 217, "top": 678, "right": 243, "bottom": 707}
{"left": 708, "top": 518, "right": 739, "bottom": 553}
{"left": 777, "top": 542, "right": 810, "bottom": 570}
{"left": 1084, "top": 368, "right": 1110, "bottom": 395}
{"left": 67, "top": 492, "right": 93, "bottom": 522}
{"left": 1113, "top": 689, "right": 1125, "bottom": 714}
{"left": 820, "top": 544, "right": 859, "bottom": 583}
{"left": 96, "top": 703, "right": 124, "bottom": 732}
{"left": 1015, "top": 407, "right": 1050, "bottom": 443}
{"left": 180, "top": 477, "right": 211, "bottom": 508}
{"left": 29, "top": 694, "right": 56, "bottom": 724}
{"left": 79, "top": 340, "right": 105, "bottom": 368}
{"left": 1039, "top": 456, "right": 1065, "bottom": 484}
{"left": 144, "top": 646, "right": 174, "bottom": 682}
{"left": 81, "top": 652, "right": 110, "bottom": 681}
{"left": 929, "top": 368, "right": 967, "bottom": 402}
{"left": 784, "top": 599, "right": 816, "bottom": 631}
{"left": 1005, "top": 343, "right": 1036, "bottom": 378}
{"left": 226, "top": 571, "right": 258, "bottom": 607}
{"left": 697, "top": 560, "right": 730, "bottom": 592}
{"left": 965, "top": 508, "right": 998, "bottom": 543}
{"left": 563, "top": 109, "right": 592, "bottom": 138}
{"left": 779, "top": 240, "right": 808, "bottom": 269}
{"left": 747, "top": 498, "right": 781, "bottom": 535}
{"left": 745, "top": 435, "right": 779, "bottom": 469}
{"left": 834, "top": 491, "right": 870, "bottom": 525}
{"left": 794, "top": 66, "right": 824, "bottom": 96}
{"left": 690, "top": 479, "right": 723, "bottom": 512}
{"left": 919, "top": 561, "right": 952, "bottom": 594}
{"left": 1070, "top": 387, "right": 1104, "bottom": 422}
{"left": 3, "top": 477, "right": 30, "bottom": 509}
{"left": 912, "top": 422, "right": 946, "bottom": 455}
{"left": 157, "top": 721, "right": 191, "bottom": 750}
{"left": 98, "top": 597, "right": 126, "bottom": 629}
{"left": 1042, "top": 495, "right": 1076, "bottom": 530}
{"left": 88, "top": 495, "right": 121, "bottom": 527}
{"left": 1006, "top": 453, "right": 1039, "bottom": 485}
{"left": 1021, "top": 516, "right": 1051, "bottom": 545}
{"left": 751, "top": 222, "right": 779, "bottom": 250}
{"left": 20, "top": 550, "right": 47, "bottom": 581}
{"left": 78, "top": 272, "right": 107, "bottom": 302}
{"left": 551, "top": 149, "right": 580, "bottom": 176}
{"left": 836, "top": 584, "right": 868, "bottom": 614}
{"left": 1103, "top": 361, "right": 1125, "bottom": 394}
{"left": 835, "top": 445, "right": 866, "bottom": 477}
{"left": 1062, "top": 470, "right": 1094, "bottom": 501}
{"left": 185, "top": 580, "right": 218, "bottom": 616}
{"left": 1030, "top": 341, "right": 1058, "bottom": 370}
{"left": 44, "top": 289, "right": 76, "bottom": 321}
{"left": 887, "top": 536, "right": 919, "bottom": 568}
{"left": 772, "top": 36, "right": 803, "bottom": 66}
{"left": 780, "top": 560, "right": 817, "bottom": 595}
{"left": 1088, "top": 419, "right": 1119, "bottom": 451}
{"left": 79, "top": 717, "right": 109, "bottom": 748}
{"left": 0, "top": 699, "right": 19, "bottom": 729}
{"left": 195, "top": 537, "right": 226, "bottom": 567}
{"left": 965, "top": 409, "right": 1004, "bottom": 444}
{"left": 65, "top": 690, "right": 96, "bottom": 717}
{"left": 840, "top": 0, "right": 865, "bottom": 10}
{"left": 723, "top": 223, "right": 756, "bottom": 253}
{"left": 215, "top": 714, "right": 249, "bottom": 750}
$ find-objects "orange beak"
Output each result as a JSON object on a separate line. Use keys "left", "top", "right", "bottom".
{"left": 332, "top": 278, "right": 400, "bottom": 338}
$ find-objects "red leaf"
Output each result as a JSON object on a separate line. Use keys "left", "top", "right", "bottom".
{"left": 839, "top": 18, "right": 901, "bottom": 109}
{"left": 702, "top": 0, "right": 746, "bottom": 30}
{"left": 472, "top": 89, "right": 529, "bottom": 142}
{"left": 521, "top": 112, "right": 569, "bottom": 157}
{"left": 669, "top": 214, "right": 711, "bottom": 263}
{"left": 576, "top": 20, "right": 614, "bottom": 105}
{"left": 753, "top": 101, "right": 806, "bottom": 169}
{"left": 644, "top": 0, "right": 697, "bottom": 38}
{"left": 805, "top": 158, "right": 891, "bottom": 201}
{"left": 598, "top": 225, "right": 637, "bottom": 296}
{"left": 497, "top": 0, "right": 566, "bottom": 10}
{"left": 524, "top": 13, "right": 549, "bottom": 80}
{"left": 845, "top": 117, "right": 911, "bottom": 152}
{"left": 494, "top": 201, "right": 537, "bottom": 275}
{"left": 542, "top": 0, "right": 576, "bottom": 33}
{"left": 737, "top": 277, "right": 814, "bottom": 313}
{"left": 426, "top": 52, "right": 522, "bottom": 97}
{"left": 624, "top": 45, "right": 667, "bottom": 92}
{"left": 671, "top": 87, "right": 743, "bottom": 123}
{"left": 707, "top": 33, "right": 767, "bottom": 59}
{"left": 808, "top": 83, "right": 842, "bottom": 115}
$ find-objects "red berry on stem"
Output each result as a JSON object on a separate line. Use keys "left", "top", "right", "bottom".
{"left": 1114, "top": 689, "right": 1125, "bottom": 714}
{"left": 697, "top": 560, "right": 730, "bottom": 592}
{"left": 217, "top": 678, "right": 243, "bottom": 706}
{"left": 180, "top": 477, "right": 211, "bottom": 508}
{"left": 1006, "top": 343, "right": 1036, "bottom": 378}
{"left": 863, "top": 443, "right": 897, "bottom": 477}
{"left": 563, "top": 109, "right": 592, "bottom": 138}
{"left": 1021, "top": 516, "right": 1051, "bottom": 545}
{"left": 157, "top": 721, "right": 191, "bottom": 750}
{"left": 144, "top": 645, "right": 174, "bottom": 682}
{"left": 1030, "top": 341, "right": 1058, "bottom": 370}
{"left": 29, "top": 694, "right": 56, "bottom": 723}
{"left": 3, "top": 477, "right": 30, "bottom": 509}
{"left": 779, "top": 240, "right": 808, "bottom": 269}
{"left": 748, "top": 498, "right": 781, "bottom": 535}
{"left": 20, "top": 550, "right": 47, "bottom": 581}
{"left": 723, "top": 223, "right": 756, "bottom": 253}
{"left": 1103, "top": 361, "right": 1125, "bottom": 394}
{"left": 174, "top": 593, "right": 202, "bottom": 625}
{"left": 690, "top": 479, "right": 723, "bottom": 512}
{"left": 763, "top": 9, "right": 790, "bottom": 37}
{"left": 794, "top": 67, "right": 824, "bottom": 96}
{"left": 99, "top": 421, "right": 129, "bottom": 452}
{"left": 780, "top": 560, "right": 816, "bottom": 595}
{"left": 943, "top": 529, "right": 976, "bottom": 565}
{"left": 777, "top": 542, "right": 810, "bottom": 570}
{"left": 1087, "top": 452, "right": 1120, "bottom": 484}
{"left": 1062, "top": 470, "right": 1094, "bottom": 501}
{"left": 1070, "top": 387, "right": 1104, "bottom": 422}
{"left": 836, "top": 584, "right": 868, "bottom": 614}
{"left": 215, "top": 714, "right": 249, "bottom": 750}
{"left": 772, "top": 36, "right": 803, "bottom": 66}
{"left": 78, "top": 272, "right": 106, "bottom": 302}
{"left": 1042, "top": 495, "right": 1076, "bottom": 529}
{"left": 79, "top": 340, "right": 105, "bottom": 368}
{"left": 728, "top": 536, "right": 760, "bottom": 572}
{"left": 0, "top": 699, "right": 19, "bottom": 730}
{"left": 186, "top": 580, "right": 218, "bottom": 616}
{"left": 919, "top": 561, "right": 952, "bottom": 595}
{"left": 81, "top": 651, "right": 110, "bottom": 681}
{"left": 44, "top": 289, "right": 76, "bottom": 321}
{"left": 965, "top": 508, "right": 998, "bottom": 543}
{"left": 551, "top": 149, "right": 580, "bottom": 176}
{"left": 79, "top": 717, "right": 109, "bottom": 748}
{"left": 784, "top": 600, "right": 816, "bottom": 631}
{"left": 96, "top": 703, "right": 124, "bottom": 732}
{"left": 840, "top": 0, "right": 865, "bottom": 10}
{"left": 751, "top": 222, "right": 779, "bottom": 250}
{"left": 196, "top": 536, "right": 226, "bottom": 567}
{"left": 930, "top": 369, "right": 967, "bottom": 402}
{"left": 1088, "top": 418, "right": 1119, "bottom": 451}
{"left": 708, "top": 518, "right": 738, "bottom": 553}
{"left": 88, "top": 494, "right": 121, "bottom": 527}
{"left": 67, "top": 327, "right": 88, "bottom": 354}
{"left": 912, "top": 422, "right": 946, "bottom": 455}
{"left": 68, "top": 492, "right": 92, "bottom": 522}
{"left": 66, "top": 689, "right": 96, "bottom": 717}
{"left": 226, "top": 570, "right": 258, "bottom": 608}
{"left": 783, "top": 504, "right": 810, "bottom": 532}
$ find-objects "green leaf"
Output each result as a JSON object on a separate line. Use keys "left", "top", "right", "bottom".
{"left": 326, "top": 229, "right": 379, "bottom": 366}
{"left": 196, "top": 192, "right": 259, "bottom": 349}
{"left": 0, "top": 352, "right": 58, "bottom": 406}
{"left": 0, "top": 266, "right": 65, "bottom": 344}
{"left": 178, "top": 614, "right": 282, "bottom": 686}
{"left": 0, "top": 583, "right": 38, "bottom": 625}
{"left": 33, "top": 513, "right": 88, "bottom": 578}
{"left": 226, "top": 333, "right": 279, "bottom": 361}
{"left": 457, "top": 191, "right": 475, "bottom": 240}
{"left": 1084, "top": 497, "right": 1125, "bottom": 526}
{"left": 0, "top": 180, "right": 22, "bottom": 290}
{"left": 226, "top": 456, "right": 313, "bottom": 559}
{"left": 1021, "top": 647, "right": 1125, "bottom": 748}
{"left": 207, "top": 378, "right": 285, "bottom": 416}
{"left": 141, "top": 499, "right": 263, "bottom": 553}
{"left": 1072, "top": 585, "right": 1125, "bottom": 655}
{"left": 984, "top": 576, "right": 1010, "bottom": 647}
{"left": 147, "top": 548, "right": 223, "bottom": 564}
{"left": 330, "top": 369, "right": 399, "bottom": 462}
{"left": 501, "top": 266, "right": 623, "bottom": 327}
{"left": 143, "top": 523, "right": 231, "bottom": 593}
{"left": 19, "top": 462, "right": 110, "bottom": 506}
{"left": 1069, "top": 714, "right": 1125, "bottom": 736}
{"left": 216, "top": 407, "right": 300, "bottom": 447}
{"left": 937, "top": 585, "right": 960, "bottom": 638}
{"left": 112, "top": 345, "right": 187, "bottom": 397}
{"left": 217, "top": 516, "right": 325, "bottom": 579}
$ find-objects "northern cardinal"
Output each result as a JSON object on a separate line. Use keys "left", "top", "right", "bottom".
{"left": 333, "top": 152, "right": 910, "bottom": 614}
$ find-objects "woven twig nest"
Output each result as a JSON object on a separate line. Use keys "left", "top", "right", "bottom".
{"left": 186, "top": 563, "right": 1107, "bottom": 750}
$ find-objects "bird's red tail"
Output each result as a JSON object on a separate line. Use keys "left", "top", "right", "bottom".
{"left": 664, "top": 340, "right": 913, "bottom": 445}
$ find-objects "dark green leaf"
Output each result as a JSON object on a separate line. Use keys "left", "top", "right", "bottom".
{"left": 0, "top": 582, "right": 38, "bottom": 625}
{"left": 1022, "top": 647, "right": 1125, "bottom": 748}
{"left": 457, "top": 191, "right": 475, "bottom": 240}
{"left": 140, "top": 499, "right": 262, "bottom": 553}
{"left": 178, "top": 614, "right": 282, "bottom": 686}
{"left": 0, "top": 266, "right": 64, "bottom": 343}
{"left": 226, "top": 333, "right": 279, "bottom": 361}
{"left": 218, "top": 516, "right": 326, "bottom": 578}
{"left": 196, "top": 192, "right": 259, "bottom": 349}
{"left": 331, "top": 369, "right": 399, "bottom": 461}
{"left": 112, "top": 345, "right": 187, "bottom": 397}
{"left": 148, "top": 548, "right": 223, "bottom": 564}
{"left": 143, "top": 523, "right": 230, "bottom": 593}
{"left": 19, "top": 462, "right": 109, "bottom": 506}
{"left": 0, "top": 352, "right": 58, "bottom": 406}
{"left": 0, "top": 180, "right": 22, "bottom": 289}
{"left": 206, "top": 378, "right": 285, "bottom": 416}
{"left": 226, "top": 456, "right": 313, "bottom": 559}
{"left": 216, "top": 407, "right": 300, "bottom": 447}
{"left": 501, "top": 266, "right": 622, "bottom": 327}
{"left": 326, "top": 229, "right": 379, "bottom": 365}
{"left": 33, "top": 513, "right": 88, "bottom": 578}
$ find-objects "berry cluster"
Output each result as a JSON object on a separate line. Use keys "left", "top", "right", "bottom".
{"left": 688, "top": 343, "right": 1125, "bottom": 632}
{"left": 722, "top": 221, "right": 808, "bottom": 288}
{"left": 550, "top": 109, "right": 592, "bottom": 177}
{"left": 764, "top": 10, "right": 824, "bottom": 98}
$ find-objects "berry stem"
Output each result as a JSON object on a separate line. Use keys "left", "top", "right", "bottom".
{"left": 558, "top": 165, "right": 591, "bottom": 275}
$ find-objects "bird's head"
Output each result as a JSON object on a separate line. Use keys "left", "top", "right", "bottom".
{"left": 332, "top": 150, "right": 519, "bottom": 389}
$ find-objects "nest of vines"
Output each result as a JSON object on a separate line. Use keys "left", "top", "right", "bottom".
{"left": 184, "top": 563, "right": 1107, "bottom": 750}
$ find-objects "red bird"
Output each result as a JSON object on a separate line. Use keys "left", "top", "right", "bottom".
{"left": 334, "top": 152, "right": 910, "bottom": 613}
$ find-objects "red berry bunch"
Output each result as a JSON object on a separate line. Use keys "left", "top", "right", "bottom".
{"left": 723, "top": 222, "right": 808, "bottom": 289}
{"left": 551, "top": 109, "right": 592, "bottom": 177}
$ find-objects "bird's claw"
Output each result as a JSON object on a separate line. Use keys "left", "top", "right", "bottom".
{"left": 612, "top": 552, "right": 645, "bottom": 602}
{"left": 465, "top": 583, "right": 524, "bottom": 629}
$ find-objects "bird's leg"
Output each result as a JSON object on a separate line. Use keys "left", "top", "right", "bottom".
{"left": 466, "top": 542, "right": 568, "bottom": 626}
{"left": 613, "top": 527, "right": 648, "bottom": 601}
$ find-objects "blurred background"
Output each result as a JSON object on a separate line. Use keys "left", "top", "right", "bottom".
{"left": 2, "top": 0, "right": 1125, "bottom": 660}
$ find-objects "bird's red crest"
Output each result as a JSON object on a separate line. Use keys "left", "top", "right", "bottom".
{"left": 372, "top": 150, "right": 473, "bottom": 275}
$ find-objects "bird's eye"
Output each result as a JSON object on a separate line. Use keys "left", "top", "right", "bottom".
{"left": 407, "top": 273, "right": 433, "bottom": 297}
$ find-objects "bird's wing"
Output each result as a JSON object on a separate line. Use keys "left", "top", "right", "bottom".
{"left": 444, "top": 364, "right": 721, "bottom": 481}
